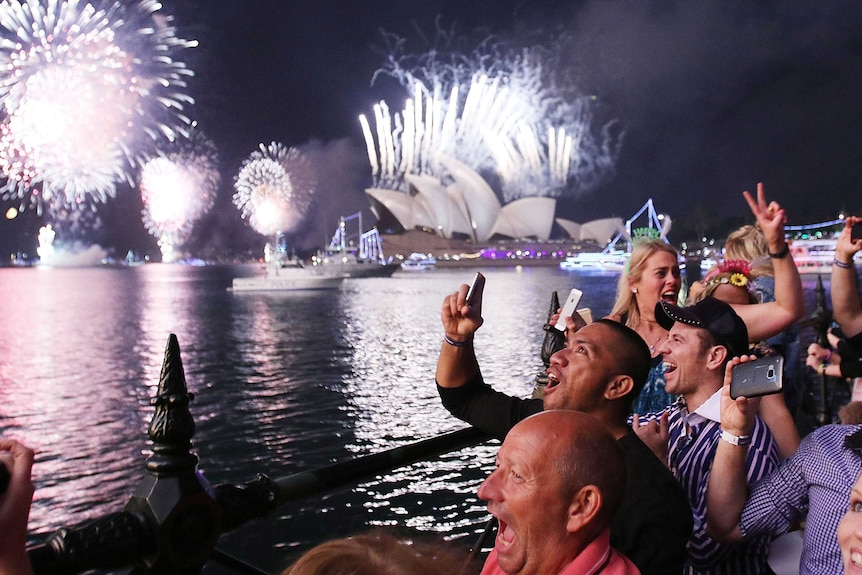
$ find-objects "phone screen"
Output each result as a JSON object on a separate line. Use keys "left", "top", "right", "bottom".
{"left": 852, "top": 222, "right": 862, "bottom": 242}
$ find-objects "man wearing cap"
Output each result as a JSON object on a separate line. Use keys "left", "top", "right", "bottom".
{"left": 634, "top": 296, "right": 781, "bottom": 575}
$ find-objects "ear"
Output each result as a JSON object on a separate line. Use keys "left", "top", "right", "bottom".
{"left": 604, "top": 376, "right": 634, "bottom": 402}
{"left": 566, "top": 485, "right": 603, "bottom": 534}
{"left": 705, "top": 345, "right": 729, "bottom": 372}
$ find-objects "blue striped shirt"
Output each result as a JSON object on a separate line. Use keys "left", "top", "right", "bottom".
{"left": 641, "top": 390, "right": 781, "bottom": 574}
{"left": 740, "top": 424, "right": 862, "bottom": 575}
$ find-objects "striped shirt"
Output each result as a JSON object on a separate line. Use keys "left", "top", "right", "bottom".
{"left": 641, "top": 390, "right": 781, "bottom": 574}
{"left": 740, "top": 424, "right": 862, "bottom": 575}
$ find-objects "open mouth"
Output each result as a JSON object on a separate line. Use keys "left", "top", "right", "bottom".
{"left": 663, "top": 360, "right": 678, "bottom": 374}
{"left": 851, "top": 548, "right": 862, "bottom": 569}
{"left": 546, "top": 372, "right": 560, "bottom": 390}
{"left": 661, "top": 290, "right": 677, "bottom": 303}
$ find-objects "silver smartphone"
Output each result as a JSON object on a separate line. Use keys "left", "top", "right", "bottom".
{"left": 730, "top": 355, "right": 784, "bottom": 399}
{"left": 554, "top": 288, "right": 584, "bottom": 332}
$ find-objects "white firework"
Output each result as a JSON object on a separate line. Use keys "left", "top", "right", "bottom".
{"left": 0, "top": 0, "right": 197, "bottom": 211}
{"left": 361, "top": 33, "right": 621, "bottom": 202}
{"left": 139, "top": 130, "right": 220, "bottom": 251}
{"left": 233, "top": 142, "right": 316, "bottom": 237}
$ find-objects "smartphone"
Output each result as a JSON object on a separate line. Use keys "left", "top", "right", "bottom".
{"left": 852, "top": 222, "right": 862, "bottom": 242}
{"left": 466, "top": 272, "right": 485, "bottom": 306}
{"left": 0, "top": 461, "right": 9, "bottom": 495}
{"left": 730, "top": 355, "right": 784, "bottom": 399}
{"left": 554, "top": 288, "right": 584, "bottom": 332}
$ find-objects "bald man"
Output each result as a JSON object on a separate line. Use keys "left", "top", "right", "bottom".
{"left": 477, "top": 410, "right": 638, "bottom": 575}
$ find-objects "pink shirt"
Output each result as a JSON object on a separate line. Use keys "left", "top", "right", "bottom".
{"left": 479, "top": 529, "right": 640, "bottom": 575}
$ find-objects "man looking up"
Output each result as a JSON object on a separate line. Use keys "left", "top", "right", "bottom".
{"left": 633, "top": 297, "right": 780, "bottom": 574}
{"left": 436, "top": 281, "right": 692, "bottom": 575}
{"left": 477, "top": 410, "right": 638, "bottom": 575}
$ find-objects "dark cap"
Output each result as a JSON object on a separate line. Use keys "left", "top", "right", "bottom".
{"left": 654, "top": 297, "right": 749, "bottom": 357}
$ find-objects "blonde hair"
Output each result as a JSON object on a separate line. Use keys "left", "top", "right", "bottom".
{"left": 609, "top": 239, "right": 679, "bottom": 328}
{"left": 724, "top": 225, "right": 774, "bottom": 278}
{"left": 281, "top": 530, "right": 474, "bottom": 575}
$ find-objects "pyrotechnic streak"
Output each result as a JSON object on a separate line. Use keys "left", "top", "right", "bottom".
{"left": 233, "top": 142, "right": 316, "bottom": 237}
{"left": 361, "top": 33, "right": 622, "bottom": 202}
{"left": 139, "top": 129, "right": 219, "bottom": 257}
{"left": 0, "top": 0, "right": 197, "bottom": 212}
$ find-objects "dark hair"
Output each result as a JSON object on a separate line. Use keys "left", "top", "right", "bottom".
{"left": 596, "top": 319, "right": 651, "bottom": 407}
{"left": 554, "top": 412, "right": 627, "bottom": 530}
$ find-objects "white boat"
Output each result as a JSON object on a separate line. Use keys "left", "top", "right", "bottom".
{"left": 559, "top": 199, "right": 672, "bottom": 272}
{"left": 788, "top": 236, "right": 860, "bottom": 275}
{"left": 401, "top": 252, "right": 437, "bottom": 271}
{"left": 311, "top": 214, "right": 400, "bottom": 278}
{"left": 230, "top": 259, "right": 345, "bottom": 292}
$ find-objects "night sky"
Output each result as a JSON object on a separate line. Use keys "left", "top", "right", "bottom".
{"left": 3, "top": 0, "right": 862, "bottom": 259}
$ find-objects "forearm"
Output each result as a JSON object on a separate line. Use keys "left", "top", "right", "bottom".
{"left": 435, "top": 338, "right": 480, "bottom": 389}
{"left": 706, "top": 438, "right": 748, "bottom": 542}
{"left": 831, "top": 262, "right": 862, "bottom": 337}
{"left": 769, "top": 240, "right": 804, "bottom": 324}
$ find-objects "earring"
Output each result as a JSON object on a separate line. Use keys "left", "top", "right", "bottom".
{"left": 632, "top": 288, "right": 638, "bottom": 294}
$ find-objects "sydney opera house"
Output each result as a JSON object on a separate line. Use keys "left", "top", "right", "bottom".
{"left": 364, "top": 152, "right": 624, "bottom": 257}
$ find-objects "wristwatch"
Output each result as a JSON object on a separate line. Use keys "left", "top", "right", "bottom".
{"left": 720, "top": 430, "right": 752, "bottom": 446}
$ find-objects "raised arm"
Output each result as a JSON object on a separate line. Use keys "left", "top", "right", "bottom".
{"left": 832, "top": 216, "right": 862, "bottom": 338}
{"left": 435, "top": 280, "right": 484, "bottom": 389}
{"left": 0, "top": 439, "right": 35, "bottom": 575}
{"left": 706, "top": 356, "right": 759, "bottom": 543}
{"left": 732, "top": 183, "right": 804, "bottom": 341}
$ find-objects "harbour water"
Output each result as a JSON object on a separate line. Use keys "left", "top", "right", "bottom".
{"left": 0, "top": 262, "right": 833, "bottom": 573}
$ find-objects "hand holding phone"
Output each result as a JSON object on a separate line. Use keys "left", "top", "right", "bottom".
{"left": 466, "top": 272, "right": 485, "bottom": 306}
{"left": 730, "top": 355, "right": 784, "bottom": 399}
{"left": 851, "top": 221, "right": 862, "bottom": 242}
{"left": 554, "top": 288, "right": 584, "bottom": 332}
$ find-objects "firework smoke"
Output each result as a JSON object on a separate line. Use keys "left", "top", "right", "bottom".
{"left": 361, "top": 31, "right": 621, "bottom": 203}
{"left": 0, "top": 0, "right": 197, "bottom": 211}
{"left": 139, "top": 129, "right": 219, "bottom": 260}
{"left": 233, "top": 142, "right": 316, "bottom": 237}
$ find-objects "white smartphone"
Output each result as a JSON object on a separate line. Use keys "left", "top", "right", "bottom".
{"left": 554, "top": 288, "right": 584, "bottom": 332}
{"left": 466, "top": 272, "right": 485, "bottom": 306}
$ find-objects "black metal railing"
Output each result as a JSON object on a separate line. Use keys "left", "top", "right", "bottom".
{"left": 25, "top": 334, "right": 492, "bottom": 575}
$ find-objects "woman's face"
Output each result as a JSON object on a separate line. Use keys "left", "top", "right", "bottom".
{"left": 838, "top": 471, "right": 862, "bottom": 574}
{"left": 631, "top": 250, "right": 681, "bottom": 311}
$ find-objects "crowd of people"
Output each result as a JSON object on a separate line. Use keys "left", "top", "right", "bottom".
{"left": 3, "top": 189, "right": 862, "bottom": 575}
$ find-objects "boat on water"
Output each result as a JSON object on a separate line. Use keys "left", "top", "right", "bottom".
{"left": 789, "top": 236, "right": 860, "bottom": 275}
{"left": 559, "top": 199, "right": 677, "bottom": 272}
{"left": 401, "top": 252, "right": 437, "bottom": 271}
{"left": 310, "top": 213, "right": 400, "bottom": 278}
{"left": 230, "top": 259, "right": 345, "bottom": 292}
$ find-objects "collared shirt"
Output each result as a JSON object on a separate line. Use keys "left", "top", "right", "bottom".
{"left": 740, "top": 424, "right": 862, "bottom": 575}
{"left": 640, "top": 389, "right": 780, "bottom": 575}
{"left": 480, "top": 529, "right": 641, "bottom": 575}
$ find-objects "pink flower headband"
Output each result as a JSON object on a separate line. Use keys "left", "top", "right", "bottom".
{"left": 703, "top": 259, "right": 752, "bottom": 289}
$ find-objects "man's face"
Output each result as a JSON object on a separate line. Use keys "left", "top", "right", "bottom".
{"left": 654, "top": 322, "right": 711, "bottom": 397}
{"left": 477, "top": 421, "right": 573, "bottom": 575}
{"left": 544, "top": 323, "right": 619, "bottom": 412}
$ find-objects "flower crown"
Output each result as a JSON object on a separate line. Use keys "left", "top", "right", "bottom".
{"left": 703, "top": 259, "right": 752, "bottom": 289}
{"left": 631, "top": 227, "right": 662, "bottom": 244}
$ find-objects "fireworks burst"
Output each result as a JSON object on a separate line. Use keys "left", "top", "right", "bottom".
{"left": 233, "top": 142, "right": 316, "bottom": 237}
{"left": 0, "top": 0, "right": 197, "bottom": 211}
{"left": 360, "top": 32, "right": 621, "bottom": 202}
{"left": 139, "top": 129, "right": 220, "bottom": 259}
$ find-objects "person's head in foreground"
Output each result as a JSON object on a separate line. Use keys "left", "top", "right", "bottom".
{"left": 281, "top": 528, "right": 475, "bottom": 575}
{"left": 477, "top": 410, "right": 629, "bottom": 575}
{"left": 837, "top": 471, "right": 862, "bottom": 575}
